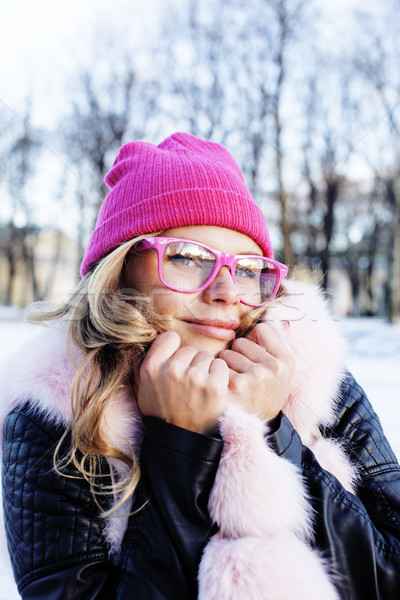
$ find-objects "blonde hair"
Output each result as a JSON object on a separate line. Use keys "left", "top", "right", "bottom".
{"left": 28, "top": 234, "right": 285, "bottom": 516}
{"left": 28, "top": 234, "right": 166, "bottom": 515}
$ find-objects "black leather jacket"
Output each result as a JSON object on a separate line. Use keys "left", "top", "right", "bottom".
{"left": 2, "top": 372, "right": 400, "bottom": 599}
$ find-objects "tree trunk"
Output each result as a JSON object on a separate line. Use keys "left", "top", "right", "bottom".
{"left": 389, "top": 188, "right": 400, "bottom": 323}
{"left": 273, "top": 1, "right": 293, "bottom": 267}
{"left": 43, "top": 230, "right": 63, "bottom": 298}
{"left": 385, "top": 178, "right": 400, "bottom": 323}
{"left": 320, "top": 178, "right": 338, "bottom": 289}
{"left": 274, "top": 103, "right": 293, "bottom": 266}
{"left": 6, "top": 250, "right": 16, "bottom": 306}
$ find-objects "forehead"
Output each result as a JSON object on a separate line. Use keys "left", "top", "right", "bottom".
{"left": 161, "top": 225, "right": 263, "bottom": 256}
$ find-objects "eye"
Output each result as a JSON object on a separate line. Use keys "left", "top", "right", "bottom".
{"left": 235, "top": 258, "right": 263, "bottom": 279}
{"left": 235, "top": 265, "right": 257, "bottom": 279}
{"left": 167, "top": 251, "right": 201, "bottom": 267}
{"left": 164, "top": 242, "right": 215, "bottom": 269}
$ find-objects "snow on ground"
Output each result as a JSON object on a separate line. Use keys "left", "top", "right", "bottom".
{"left": 0, "top": 310, "right": 399, "bottom": 598}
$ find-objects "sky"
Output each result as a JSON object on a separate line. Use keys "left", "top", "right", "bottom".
{"left": 0, "top": 0, "right": 164, "bottom": 231}
{"left": 0, "top": 0, "right": 376, "bottom": 124}
{"left": 0, "top": 0, "right": 161, "bottom": 124}
{"left": 0, "top": 0, "right": 380, "bottom": 234}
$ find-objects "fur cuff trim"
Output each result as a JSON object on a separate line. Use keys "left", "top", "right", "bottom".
{"left": 209, "top": 404, "right": 313, "bottom": 541}
{"left": 199, "top": 536, "right": 339, "bottom": 600}
{"left": 199, "top": 403, "right": 339, "bottom": 599}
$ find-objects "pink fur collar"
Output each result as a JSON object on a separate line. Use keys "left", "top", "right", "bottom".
{"left": 0, "top": 280, "right": 355, "bottom": 598}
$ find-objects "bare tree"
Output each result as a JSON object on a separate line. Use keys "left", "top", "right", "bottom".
{"left": 351, "top": 1, "right": 400, "bottom": 321}
{"left": 158, "top": 0, "right": 241, "bottom": 144}
{"left": 2, "top": 108, "right": 42, "bottom": 304}
{"left": 59, "top": 44, "right": 162, "bottom": 260}
{"left": 159, "top": 0, "right": 311, "bottom": 265}
{"left": 268, "top": 0, "right": 309, "bottom": 266}
{"left": 297, "top": 37, "right": 376, "bottom": 292}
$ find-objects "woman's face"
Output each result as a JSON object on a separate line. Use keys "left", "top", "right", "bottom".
{"left": 125, "top": 225, "right": 263, "bottom": 356}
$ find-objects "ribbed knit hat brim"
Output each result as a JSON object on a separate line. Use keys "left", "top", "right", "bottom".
{"left": 80, "top": 132, "right": 273, "bottom": 276}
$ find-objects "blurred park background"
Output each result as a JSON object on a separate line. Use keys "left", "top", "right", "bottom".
{"left": 1, "top": 3, "right": 400, "bottom": 596}
{"left": 0, "top": 0, "right": 400, "bottom": 322}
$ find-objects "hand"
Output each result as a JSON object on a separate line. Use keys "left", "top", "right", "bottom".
{"left": 219, "top": 322, "right": 294, "bottom": 422}
{"left": 137, "top": 331, "right": 229, "bottom": 435}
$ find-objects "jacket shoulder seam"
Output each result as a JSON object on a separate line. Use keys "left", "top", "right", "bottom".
{"left": 4, "top": 404, "right": 64, "bottom": 444}
{"left": 362, "top": 464, "right": 400, "bottom": 479}
{"left": 304, "top": 463, "right": 400, "bottom": 552}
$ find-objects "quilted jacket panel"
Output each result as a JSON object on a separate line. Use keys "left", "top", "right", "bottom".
{"left": 2, "top": 404, "right": 109, "bottom": 590}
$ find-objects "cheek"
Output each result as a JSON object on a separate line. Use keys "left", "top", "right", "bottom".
{"left": 150, "top": 288, "right": 196, "bottom": 322}
{"left": 126, "top": 254, "right": 201, "bottom": 321}
{"left": 126, "top": 253, "right": 159, "bottom": 294}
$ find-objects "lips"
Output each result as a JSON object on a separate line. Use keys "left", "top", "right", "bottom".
{"left": 183, "top": 318, "right": 240, "bottom": 341}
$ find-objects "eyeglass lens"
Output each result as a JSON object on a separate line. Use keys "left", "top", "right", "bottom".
{"left": 162, "top": 241, "right": 278, "bottom": 305}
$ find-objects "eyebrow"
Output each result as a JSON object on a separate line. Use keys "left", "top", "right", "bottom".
{"left": 167, "top": 237, "right": 264, "bottom": 257}
{"left": 237, "top": 249, "right": 263, "bottom": 256}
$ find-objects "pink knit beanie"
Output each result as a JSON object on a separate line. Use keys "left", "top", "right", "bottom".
{"left": 80, "top": 132, "right": 273, "bottom": 276}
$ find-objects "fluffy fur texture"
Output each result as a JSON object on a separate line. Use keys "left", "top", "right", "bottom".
{"left": 199, "top": 536, "right": 339, "bottom": 600}
{"left": 209, "top": 404, "right": 313, "bottom": 542}
{"left": 268, "top": 279, "right": 359, "bottom": 492}
{"left": 199, "top": 401, "right": 339, "bottom": 599}
{"left": 0, "top": 325, "right": 142, "bottom": 557}
{"left": 0, "top": 280, "right": 357, "bottom": 598}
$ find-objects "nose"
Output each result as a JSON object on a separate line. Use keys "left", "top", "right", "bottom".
{"left": 202, "top": 266, "right": 240, "bottom": 305}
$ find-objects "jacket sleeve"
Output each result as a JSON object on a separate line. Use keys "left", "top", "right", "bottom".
{"left": 3, "top": 405, "right": 223, "bottom": 600}
{"left": 116, "top": 417, "right": 223, "bottom": 600}
{"left": 268, "top": 372, "right": 400, "bottom": 600}
{"left": 2, "top": 405, "right": 117, "bottom": 600}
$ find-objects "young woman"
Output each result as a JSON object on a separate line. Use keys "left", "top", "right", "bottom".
{"left": 1, "top": 132, "right": 400, "bottom": 600}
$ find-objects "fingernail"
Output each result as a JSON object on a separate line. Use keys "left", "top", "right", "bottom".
{"left": 282, "top": 320, "right": 291, "bottom": 329}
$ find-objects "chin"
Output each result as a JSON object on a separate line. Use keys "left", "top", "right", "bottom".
{"left": 181, "top": 333, "right": 230, "bottom": 357}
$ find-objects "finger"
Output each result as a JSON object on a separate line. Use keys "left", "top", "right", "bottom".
{"left": 209, "top": 357, "right": 229, "bottom": 383}
{"left": 227, "top": 367, "right": 241, "bottom": 387}
{"left": 141, "top": 331, "right": 181, "bottom": 367}
{"left": 163, "top": 346, "right": 200, "bottom": 381}
{"left": 226, "top": 368, "right": 252, "bottom": 400}
{"left": 170, "top": 345, "right": 199, "bottom": 366}
{"left": 230, "top": 336, "right": 275, "bottom": 365}
{"left": 209, "top": 358, "right": 230, "bottom": 397}
{"left": 189, "top": 350, "right": 215, "bottom": 370}
{"left": 245, "top": 322, "right": 289, "bottom": 360}
{"left": 219, "top": 347, "right": 256, "bottom": 373}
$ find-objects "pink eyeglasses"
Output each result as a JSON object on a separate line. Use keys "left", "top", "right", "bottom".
{"left": 132, "top": 237, "right": 288, "bottom": 307}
